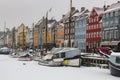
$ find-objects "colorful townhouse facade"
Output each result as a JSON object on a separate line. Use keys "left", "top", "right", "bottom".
{"left": 56, "top": 23, "right": 64, "bottom": 47}
{"left": 101, "top": 1, "right": 120, "bottom": 51}
{"left": 26, "top": 28, "right": 32, "bottom": 49}
{"left": 86, "top": 7, "right": 104, "bottom": 52}
{"left": 42, "top": 19, "right": 56, "bottom": 49}
{"left": 33, "top": 26, "right": 39, "bottom": 48}
{"left": 34, "top": 18, "right": 45, "bottom": 49}
{"left": 17, "top": 23, "right": 29, "bottom": 49}
{"left": 63, "top": 7, "right": 78, "bottom": 47}
{"left": 6, "top": 31, "right": 12, "bottom": 48}
{"left": 74, "top": 7, "right": 89, "bottom": 52}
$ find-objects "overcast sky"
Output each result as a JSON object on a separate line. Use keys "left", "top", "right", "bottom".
{"left": 0, "top": 0, "right": 119, "bottom": 31}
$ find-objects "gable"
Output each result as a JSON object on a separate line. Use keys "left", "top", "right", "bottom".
{"left": 89, "top": 8, "right": 97, "bottom": 18}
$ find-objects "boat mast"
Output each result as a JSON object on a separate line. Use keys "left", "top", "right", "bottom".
{"left": 4, "top": 21, "right": 6, "bottom": 47}
{"left": 32, "top": 23, "right": 34, "bottom": 49}
{"left": 22, "top": 25, "right": 25, "bottom": 50}
{"left": 12, "top": 27, "right": 16, "bottom": 52}
{"left": 68, "top": 0, "right": 72, "bottom": 47}
{"left": 45, "top": 12, "right": 48, "bottom": 52}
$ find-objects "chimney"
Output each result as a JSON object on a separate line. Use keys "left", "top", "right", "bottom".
{"left": 107, "top": 5, "right": 110, "bottom": 8}
{"left": 62, "top": 14, "right": 65, "bottom": 18}
{"left": 81, "top": 7, "right": 85, "bottom": 12}
{"left": 103, "top": 5, "right": 107, "bottom": 11}
{"left": 118, "top": 1, "right": 120, "bottom": 3}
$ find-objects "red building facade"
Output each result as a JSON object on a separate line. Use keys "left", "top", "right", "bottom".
{"left": 86, "top": 7, "right": 104, "bottom": 52}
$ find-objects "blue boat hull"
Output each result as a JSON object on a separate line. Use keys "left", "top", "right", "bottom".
{"left": 109, "top": 62, "right": 120, "bottom": 77}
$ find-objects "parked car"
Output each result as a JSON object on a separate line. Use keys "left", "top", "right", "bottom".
{"left": 0, "top": 47, "right": 10, "bottom": 54}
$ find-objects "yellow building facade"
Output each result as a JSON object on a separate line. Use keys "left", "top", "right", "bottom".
{"left": 56, "top": 24, "right": 64, "bottom": 47}
{"left": 17, "top": 23, "right": 29, "bottom": 49}
{"left": 33, "top": 27, "right": 39, "bottom": 48}
{"left": 43, "top": 25, "right": 52, "bottom": 44}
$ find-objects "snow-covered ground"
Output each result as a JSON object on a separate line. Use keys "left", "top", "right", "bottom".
{"left": 0, "top": 55, "right": 119, "bottom": 80}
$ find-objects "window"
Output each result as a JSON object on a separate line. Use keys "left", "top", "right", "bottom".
{"left": 119, "top": 10, "right": 120, "bottom": 15}
{"left": 111, "top": 30, "right": 113, "bottom": 39}
{"left": 96, "top": 24, "right": 98, "bottom": 28}
{"left": 102, "top": 14, "right": 104, "bottom": 18}
{"left": 114, "top": 30, "right": 119, "bottom": 39}
{"left": 96, "top": 17, "right": 98, "bottom": 22}
{"left": 105, "top": 31, "right": 109, "bottom": 40}
{"left": 94, "top": 12, "right": 96, "bottom": 16}
{"left": 100, "top": 32, "right": 101, "bottom": 37}
{"left": 93, "top": 25, "right": 95, "bottom": 29}
{"left": 110, "top": 20, "right": 113, "bottom": 26}
{"left": 115, "top": 11, "right": 118, "bottom": 16}
{"left": 115, "top": 17, "right": 118, "bottom": 24}
{"left": 102, "top": 32, "right": 104, "bottom": 39}
{"left": 106, "top": 21, "right": 108, "bottom": 27}
{"left": 116, "top": 57, "right": 120, "bottom": 64}
{"left": 94, "top": 18, "right": 96, "bottom": 22}
{"left": 110, "top": 12, "right": 113, "bottom": 17}
{"left": 103, "top": 22, "right": 105, "bottom": 27}
{"left": 61, "top": 52, "right": 65, "bottom": 58}
{"left": 89, "top": 18, "right": 91, "bottom": 23}
{"left": 89, "top": 33, "right": 90, "bottom": 38}
{"left": 106, "top": 13, "right": 109, "bottom": 17}
{"left": 68, "top": 29, "right": 69, "bottom": 34}
{"left": 97, "top": 32, "right": 99, "bottom": 37}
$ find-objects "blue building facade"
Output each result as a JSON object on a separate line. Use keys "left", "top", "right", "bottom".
{"left": 74, "top": 10, "right": 89, "bottom": 52}
{"left": 101, "top": 2, "right": 120, "bottom": 49}
{"left": 37, "top": 18, "right": 46, "bottom": 49}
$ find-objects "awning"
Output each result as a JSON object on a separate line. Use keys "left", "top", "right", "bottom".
{"left": 111, "top": 41, "right": 120, "bottom": 45}
{"left": 100, "top": 41, "right": 120, "bottom": 46}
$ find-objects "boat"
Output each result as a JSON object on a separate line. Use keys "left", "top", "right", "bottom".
{"left": 38, "top": 47, "right": 81, "bottom": 67}
{"left": 18, "top": 53, "right": 33, "bottom": 61}
{"left": 10, "top": 52, "right": 19, "bottom": 58}
{"left": 109, "top": 51, "right": 120, "bottom": 77}
{"left": 97, "top": 49, "right": 110, "bottom": 58}
{"left": 51, "top": 47, "right": 81, "bottom": 59}
{"left": 38, "top": 59, "right": 63, "bottom": 67}
{"left": 18, "top": 50, "right": 34, "bottom": 61}
{"left": 96, "top": 47, "right": 111, "bottom": 57}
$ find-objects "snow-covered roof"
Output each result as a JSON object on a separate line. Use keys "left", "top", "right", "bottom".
{"left": 75, "top": 10, "right": 90, "bottom": 21}
{"left": 59, "top": 12, "right": 69, "bottom": 23}
{"left": 93, "top": 7, "right": 104, "bottom": 15}
{"left": 73, "top": 12, "right": 79, "bottom": 17}
{"left": 60, "top": 9, "right": 78, "bottom": 23}
{"left": 47, "top": 21, "right": 56, "bottom": 28}
{"left": 104, "top": 2, "right": 120, "bottom": 13}
{"left": 59, "top": 23, "right": 64, "bottom": 26}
